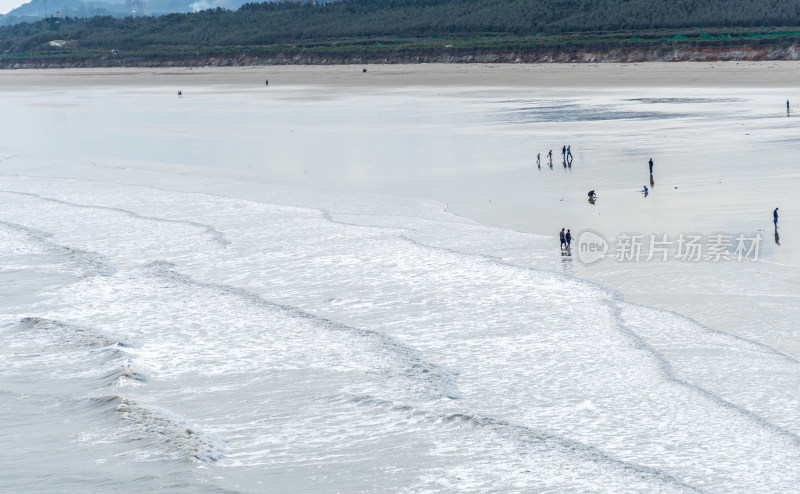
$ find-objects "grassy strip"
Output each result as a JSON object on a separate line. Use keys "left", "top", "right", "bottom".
{"left": 4, "top": 30, "right": 800, "bottom": 63}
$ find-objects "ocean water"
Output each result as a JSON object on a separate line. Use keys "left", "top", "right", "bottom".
{"left": 1, "top": 72, "right": 800, "bottom": 493}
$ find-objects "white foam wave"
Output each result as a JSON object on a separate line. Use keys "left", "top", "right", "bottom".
{"left": 3, "top": 171, "right": 800, "bottom": 492}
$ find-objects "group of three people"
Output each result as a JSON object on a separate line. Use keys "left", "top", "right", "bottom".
{"left": 537, "top": 145, "right": 573, "bottom": 167}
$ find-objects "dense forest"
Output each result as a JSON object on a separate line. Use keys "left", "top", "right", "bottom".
{"left": 3, "top": 0, "right": 800, "bottom": 63}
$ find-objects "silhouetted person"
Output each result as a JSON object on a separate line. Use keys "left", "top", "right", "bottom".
{"left": 178, "top": 90, "right": 182, "bottom": 96}
{"left": 560, "top": 228, "right": 566, "bottom": 250}
{"left": 649, "top": 158, "right": 653, "bottom": 174}
{"left": 562, "top": 145, "right": 566, "bottom": 160}
{"left": 588, "top": 190, "right": 596, "bottom": 204}
{"left": 774, "top": 207, "right": 779, "bottom": 225}
{"left": 788, "top": 100, "right": 790, "bottom": 115}
{"left": 265, "top": 80, "right": 269, "bottom": 86}
{"left": 642, "top": 185, "right": 649, "bottom": 197}
{"left": 565, "top": 229, "right": 572, "bottom": 250}
{"left": 537, "top": 153, "right": 541, "bottom": 167}
{"left": 567, "top": 145, "right": 572, "bottom": 160}
{"left": 548, "top": 149, "right": 553, "bottom": 167}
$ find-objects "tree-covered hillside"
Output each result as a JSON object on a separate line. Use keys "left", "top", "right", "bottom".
{"left": 3, "top": 0, "right": 800, "bottom": 59}
{"left": 0, "top": 0, "right": 318, "bottom": 27}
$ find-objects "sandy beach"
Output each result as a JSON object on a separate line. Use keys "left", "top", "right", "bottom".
{"left": 2, "top": 62, "right": 800, "bottom": 493}
{"left": 3, "top": 61, "right": 800, "bottom": 92}
{"left": 5, "top": 62, "right": 797, "bottom": 255}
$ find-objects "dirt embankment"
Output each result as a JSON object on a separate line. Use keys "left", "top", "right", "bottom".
{"left": 4, "top": 40, "right": 800, "bottom": 69}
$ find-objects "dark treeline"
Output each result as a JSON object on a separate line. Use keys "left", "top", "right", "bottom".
{"left": 3, "top": 0, "right": 800, "bottom": 54}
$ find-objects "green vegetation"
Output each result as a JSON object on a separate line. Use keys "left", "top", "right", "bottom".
{"left": 3, "top": 0, "right": 800, "bottom": 63}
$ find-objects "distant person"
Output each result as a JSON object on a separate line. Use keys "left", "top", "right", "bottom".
{"left": 642, "top": 185, "right": 649, "bottom": 196}
{"left": 649, "top": 158, "right": 653, "bottom": 174}
{"left": 567, "top": 145, "right": 573, "bottom": 160}
{"left": 588, "top": 190, "right": 596, "bottom": 198}
{"left": 560, "top": 228, "right": 566, "bottom": 250}
{"left": 788, "top": 100, "right": 790, "bottom": 114}
{"left": 537, "top": 153, "right": 541, "bottom": 167}
{"left": 565, "top": 229, "right": 572, "bottom": 249}
{"left": 774, "top": 207, "right": 779, "bottom": 225}
{"left": 562, "top": 145, "right": 566, "bottom": 160}
{"left": 548, "top": 149, "right": 553, "bottom": 167}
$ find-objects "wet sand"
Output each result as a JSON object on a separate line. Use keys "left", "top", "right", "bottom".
{"left": 1, "top": 63, "right": 798, "bottom": 262}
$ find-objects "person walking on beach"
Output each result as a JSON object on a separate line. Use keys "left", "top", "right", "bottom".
{"left": 567, "top": 145, "right": 573, "bottom": 160}
{"left": 560, "top": 228, "right": 566, "bottom": 250}
{"left": 562, "top": 145, "right": 566, "bottom": 161}
{"left": 774, "top": 207, "right": 779, "bottom": 225}
{"left": 649, "top": 158, "right": 654, "bottom": 174}
{"left": 787, "top": 100, "right": 790, "bottom": 114}
{"left": 565, "top": 229, "right": 572, "bottom": 250}
{"left": 537, "top": 153, "right": 541, "bottom": 167}
{"left": 548, "top": 149, "right": 553, "bottom": 167}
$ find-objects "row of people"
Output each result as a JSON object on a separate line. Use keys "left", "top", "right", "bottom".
{"left": 536, "top": 145, "right": 574, "bottom": 168}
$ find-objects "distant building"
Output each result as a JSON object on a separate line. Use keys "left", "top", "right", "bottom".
{"left": 125, "top": 0, "right": 146, "bottom": 15}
